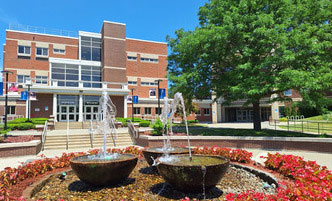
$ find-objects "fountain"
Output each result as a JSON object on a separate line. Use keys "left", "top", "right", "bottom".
{"left": 70, "top": 91, "right": 138, "bottom": 186}
{"left": 155, "top": 92, "right": 230, "bottom": 192}
{"left": 142, "top": 96, "right": 189, "bottom": 166}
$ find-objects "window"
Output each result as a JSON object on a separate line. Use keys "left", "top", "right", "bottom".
{"left": 81, "top": 36, "right": 101, "bottom": 61}
{"left": 195, "top": 109, "right": 201, "bottom": 116}
{"left": 17, "top": 75, "right": 30, "bottom": 83}
{"left": 36, "top": 76, "right": 48, "bottom": 84}
{"left": 145, "top": 107, "right": 152, "bottom": 115}
{"left": 128, "top": 81, "right": 137, "bottom": 85}
{"left": 53, "top": 48, "right": 65, "bottom": 54}
{"left": 284, "top": 89, "right": 292, "bottom": 96}
{"left": 140, "top": 57, "right": 158, "bottom": 63}
{"left": 204, "top": 108, "right": 210, "bottom": 116}
{"left": 51, "top": 63, "right": 79, "bottom": 87}
{"left": 134, "top": 107, "right": 140, "bottom": 114}
{"left": 81, "top": 65, "right": 102, "bottom": 88}
{"left": 141, "top": 82, "right": 158, "bottom": 86}
{"left": 155, "top": 108, "right": 162, "bottom": 115}
{"left": 5, "top": 106, "right": 16, "bottom": 115}
{"left": 127, "top": 56, "right": 137, "bottom": 61}
{"left": 36, "top": 47, "right": 48, "bottom": 56}
{"left": 149, "top": 89, "right": 156, "bottom": 98}
{"left": 18, "top": 46, "right": 31, "bottom": 55}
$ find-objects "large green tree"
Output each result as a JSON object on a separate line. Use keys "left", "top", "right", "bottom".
{"left": 168, "top": 0, "right": 332, "bottom": 130}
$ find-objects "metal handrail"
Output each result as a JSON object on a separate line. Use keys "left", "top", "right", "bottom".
{"left": 41, "top": 120, "right": 48, "bottom": 151}
{"left": 127, "top": 120, "right": 138, "bottom": 144}
{"left": 89, "top": 120, "right": 94, "bottom": 148}
{"left": 66, "top": 119, "right": 69, "bottom": 150}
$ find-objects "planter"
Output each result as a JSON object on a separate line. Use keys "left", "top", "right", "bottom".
{"left": 70, "top": 153, "right": 138, "bottom": 186}
{"left": 142, "top": 147, "right": 189, "bottom": 166}
{"left": 157, "top": 154, "right": 229, "bottom": 192}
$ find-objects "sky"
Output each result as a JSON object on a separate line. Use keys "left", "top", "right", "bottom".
{"left": 0, "top": 0, "right": 208, "bottom": 71}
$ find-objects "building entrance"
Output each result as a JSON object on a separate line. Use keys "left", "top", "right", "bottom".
{"left": 84, "top": 105, "right": 99, "bottom": 120}
{"left": 59, "top": 105, "right": 78, "bottom": 121}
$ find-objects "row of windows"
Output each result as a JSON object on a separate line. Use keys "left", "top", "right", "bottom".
{"left": 18, "top": 45, "right": 65, "bottom": 56}
{"left": 17, "top": 75, "right": 48, "bottom": 84}
{"left": 127, "top": 56, "right": 159, "bottom": 63}
{"left": 128, "top": 81, "right": 159, "bottom": 86}
{"left": 51, "top": 63, "right": 102, "bottom": 88}
{"left": 195, "top": 108, "right": 210, "bottom": 116}
{"left": 133, "top": 107, "right": 162, "bottom": 115}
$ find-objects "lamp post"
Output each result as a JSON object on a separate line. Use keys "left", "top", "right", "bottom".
{"left": 131, "top": 88, "right": 135, "bottom": 122}
{"left": 155, "top": 79, "right": 162, "bottom": 115}
{"left": 25, "top": 80, "right": 32, "bottom": 122}
{"left": 1, "top": 70, "right": 13, "bottom": 133}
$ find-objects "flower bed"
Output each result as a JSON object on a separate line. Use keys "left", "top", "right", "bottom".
{"left": 0, "top": 146, "right": 331, "bottom": 200}
{"left": 0, "top": 136, "right": 34, "bottom": 144}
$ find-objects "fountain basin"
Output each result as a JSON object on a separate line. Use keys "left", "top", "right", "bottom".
{"left": 142, "top": 147, "right": 189, "bottom": 166}
{"left": 157, "top": 154, "right": 229, "bottom": 192}
{"left": 70, "top": 153, "right": 138, "bottom": 186}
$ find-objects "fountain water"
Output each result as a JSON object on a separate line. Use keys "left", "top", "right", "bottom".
{"left": 156, "top": 92, "right": 230, "bottom": 193}
{"left": 142, "top": 95, "right": 189, "bottom": 166}
{"left": 70, "top": 91, "right": 138, "bottom": 186}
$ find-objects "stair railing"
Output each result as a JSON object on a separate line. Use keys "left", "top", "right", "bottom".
{"left": 41, "top": 120, "right": 48, "bottom": 151}
{"left": 66, "top": 118, "right": 69, "bottom": 150}
{"left": 127, "top": 120, "right": 138, "bottom": 145}
{"left": 89, "top": 120, "right": 94, "bottom": 148}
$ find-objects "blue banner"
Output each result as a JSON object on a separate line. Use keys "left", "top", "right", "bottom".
{"left": 0, "top": 82, "right": 3, "bottom": 96}
{"left": 159, "top": 88, "right": 166, "bottom": 99}
{"left": 20, "top": 91, "right": 28, "bottom": 100}
{"left": 133, "top": 95, "right": 139, "bottom": 104}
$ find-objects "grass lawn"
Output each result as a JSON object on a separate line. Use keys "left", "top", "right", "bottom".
{"left": 279, "top": 121, "right": 332, "bottom": 134}
{"left": 173, "top": 126, "right": 331, "bottom": 138}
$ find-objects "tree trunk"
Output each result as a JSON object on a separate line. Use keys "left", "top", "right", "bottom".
{"left": 253, "top": 101, "right": 261, "bottom": 131}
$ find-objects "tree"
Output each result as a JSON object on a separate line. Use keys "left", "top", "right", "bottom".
{"left": 167, "top": 0, "right": 332, "bottom": 130}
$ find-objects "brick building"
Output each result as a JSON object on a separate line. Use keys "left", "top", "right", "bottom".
{"left": 1, "top": 21, "right": 169, "bottom": 122}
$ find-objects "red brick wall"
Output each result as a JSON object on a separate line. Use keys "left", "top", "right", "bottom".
{"left": 137, "top": 137, "right": 332, "bottom": 153}
{"left": 0, "top": 142, "right": 42, "bottom": 157}
{"left": 126, "top": 39, "right": 168, "bottom": 99}
{"left": 31, "top": 93, "right": 53, "bottom": 118}
{"left": 4, "top": 31, "right": 78, "bottom": 84}
{"left": 110, "top": 95, "right": 124, "bottom": 117}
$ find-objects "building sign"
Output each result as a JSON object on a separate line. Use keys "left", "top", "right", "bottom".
{"left": 30, "top": 92, "right": 37, "bottom": 101}
{"left": 85, "top": 101, "right": 99, "bottom": 105}
{"left": 149, "top": 89, "right": 156, "bottom": 98}
{"left": 133, "top": 96, "right": 138, "bottom": 104}
{"left": 0, "top": 82, "right": 3, "bottom": 96}
{"left": 159, "top": 88, "right": 166, "bottom": 99}
{"left": 8, "top": 83, "right": 18, "bottom": 95}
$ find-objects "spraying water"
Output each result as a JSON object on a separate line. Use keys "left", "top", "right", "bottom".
{"left": 160, "top": 92, "right": 192, "bottom": 161}
{"left": 92, "top": 91, "right": 119, "bottom": 159}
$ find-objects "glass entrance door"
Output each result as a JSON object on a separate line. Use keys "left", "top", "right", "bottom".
{"left": 84, "top": 105, "right": 99, "bottom": 120}
{"left": 59, "top": 105, "right": 77, "bottom": 121}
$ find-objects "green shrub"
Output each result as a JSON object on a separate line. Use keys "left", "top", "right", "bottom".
{"left": 8, "top": 118, "right": 28, "bottom": 124}
{"left": 17, "top": 123, "right": 34, "bottom": 130}
{"left": 152, "top": 118, "right": 163, "bottom": 136}
{"left": 279, "top": 117, "right": 288, "bottom": 122}
{"left": 31, "top": 118, "right": 48, "bottom": 125}
{"left": 139, "top": 120, "right": 151, "bottom": 127}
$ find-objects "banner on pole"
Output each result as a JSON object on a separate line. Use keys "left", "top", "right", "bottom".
{"left": 159, "top": 88, "right": 166, "bottom": 99}
{"left": 20, "top": 91, "right": 28, "bottom": 100}
{"left": 133, "top": 96, "right": 138, "bottom": 104}
{"left": 0, "top": 82, "right": 3, "bottom": 96}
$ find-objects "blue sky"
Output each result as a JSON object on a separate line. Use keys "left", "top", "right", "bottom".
{"left": 0, "top": 0, "right": 208, "bottom": 70}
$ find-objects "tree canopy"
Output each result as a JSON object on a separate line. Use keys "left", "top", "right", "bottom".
{"left": 167, "top": 0, "right": 332, "bottom": 130}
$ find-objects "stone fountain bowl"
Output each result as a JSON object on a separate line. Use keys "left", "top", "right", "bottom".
{"left": 70, "top": 153, "right": 138, "bottom": 186}
{"left": 157, "top": 154, "right": 230, "bottom": 192}
{"left": 142, "top": 147, "right": 189, "bottom": 166}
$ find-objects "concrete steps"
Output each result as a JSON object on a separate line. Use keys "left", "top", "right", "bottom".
{"left": 43, "top": 130, "right": 133, "bottom": 150}
{"left": 54, "top": 122, "right": 91, "bottom": 130}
